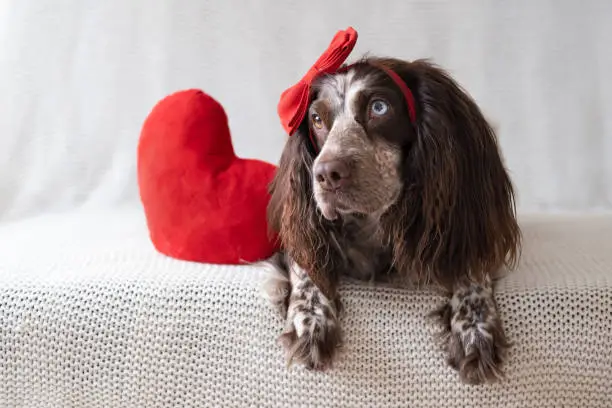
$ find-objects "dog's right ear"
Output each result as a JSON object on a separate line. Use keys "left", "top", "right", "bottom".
{"left": 267, "top": 126, "right": 314, "bottom": 236}
{"left": 267, "top": 125, "right": 340, "bottom": 298}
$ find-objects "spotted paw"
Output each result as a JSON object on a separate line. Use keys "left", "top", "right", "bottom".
{"left": 278, "top": 303, "right": 342, "bottom": 370}
{"left": 432, "top": 284, "right": 510, "bottom": 385}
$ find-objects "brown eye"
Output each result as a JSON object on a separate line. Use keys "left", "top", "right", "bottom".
{"left": 311, "top": 113, "right": 323, "bottom": 129}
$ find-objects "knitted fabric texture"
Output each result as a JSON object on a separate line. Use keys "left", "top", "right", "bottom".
{"left": 0, "top": 210, "right": 611, "bottom": 407}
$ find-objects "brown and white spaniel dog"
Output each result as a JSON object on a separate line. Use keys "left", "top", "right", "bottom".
{"left": 263, "top": 57, "right": 521, "bottom": 385}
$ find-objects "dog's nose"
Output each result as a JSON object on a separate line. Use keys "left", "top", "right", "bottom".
{"left": 314, "top": 159, "right": 350, "bottom": 190}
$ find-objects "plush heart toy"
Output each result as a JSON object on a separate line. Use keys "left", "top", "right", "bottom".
{"left": 138, "top": 89, "right": 278, "bottom": 264}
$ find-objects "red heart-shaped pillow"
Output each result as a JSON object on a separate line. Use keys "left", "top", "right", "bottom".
{"left": 138, "top": 89, "right": 278, "bottom": 264}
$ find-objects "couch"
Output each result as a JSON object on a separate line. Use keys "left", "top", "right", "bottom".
{"left": 1, "top": 210, "right": 611, "bottom": 407}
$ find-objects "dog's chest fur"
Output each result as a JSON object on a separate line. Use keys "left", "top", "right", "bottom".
{"left": 331, "top": 214, "right": 393, "bottom": 281}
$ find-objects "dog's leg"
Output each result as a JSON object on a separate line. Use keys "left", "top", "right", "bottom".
{"left": 261, "top": 252, "right": 292, "bottom": 319}
{"left": 433, "top": 277, "right": 510, "bottom": 384}
{"left": 264, "top": 254, "right": 342, "bottom": 370}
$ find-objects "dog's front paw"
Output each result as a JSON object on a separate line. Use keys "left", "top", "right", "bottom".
{"left": 433, "top": 284, "right": 510, "bottom": 385}
{"left": 278, "top": 301, "right": 342, "bottom": 371}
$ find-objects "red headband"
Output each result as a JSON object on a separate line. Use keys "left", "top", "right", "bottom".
{"left": 277, "top": 27, "right": 417, "bottom": 148}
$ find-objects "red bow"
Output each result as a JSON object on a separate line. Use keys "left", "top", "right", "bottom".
{"left": 277, "top": 27, "right": 358, "bottom": 135}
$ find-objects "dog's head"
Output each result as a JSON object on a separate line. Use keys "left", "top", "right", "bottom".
{"left": 269, "top": 57, "right": 521, "bottom": 288}
{"left": 308, "top": 61, "right": 414, "bottom": 220}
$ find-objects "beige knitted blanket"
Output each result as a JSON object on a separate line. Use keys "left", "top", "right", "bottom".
{"left": 1, "top": 210, "right": 611, "bottom": 407}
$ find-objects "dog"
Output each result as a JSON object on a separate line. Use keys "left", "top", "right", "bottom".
{"left": 262, "top": 51, "right": 521, "bottom": 385}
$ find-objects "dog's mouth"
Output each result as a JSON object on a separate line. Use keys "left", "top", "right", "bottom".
{"left": 315, "top": 186, "right": 400, "bottom": 221}
{"left": 316, "top": 191, "right": 354, "bottom": 221}
{"left": 318, "top": 200, "right": 340, "bottom": 220}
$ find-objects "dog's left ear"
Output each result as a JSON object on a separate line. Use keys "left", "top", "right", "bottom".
{"left": 380, "top": 58, "right": 521, "bottom": 285}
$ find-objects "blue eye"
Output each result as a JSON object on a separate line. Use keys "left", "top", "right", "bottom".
{"left": 371, "top": 99, "right": 389, "bottom": 116}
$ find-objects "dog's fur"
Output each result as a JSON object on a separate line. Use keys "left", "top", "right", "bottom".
{"left": 262, "top": 58, "right": 521, "bottom": 384}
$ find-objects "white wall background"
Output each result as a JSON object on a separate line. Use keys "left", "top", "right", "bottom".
{"left": 1, "top": 0, "right": 611, "bottom": 221}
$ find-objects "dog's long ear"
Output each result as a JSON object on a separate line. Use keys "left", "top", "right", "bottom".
{"left": 267, "top": 125, "right": 340, "bottom": 297}
{"left": 379, "top": 59, "right": 521, "bottom": 287}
